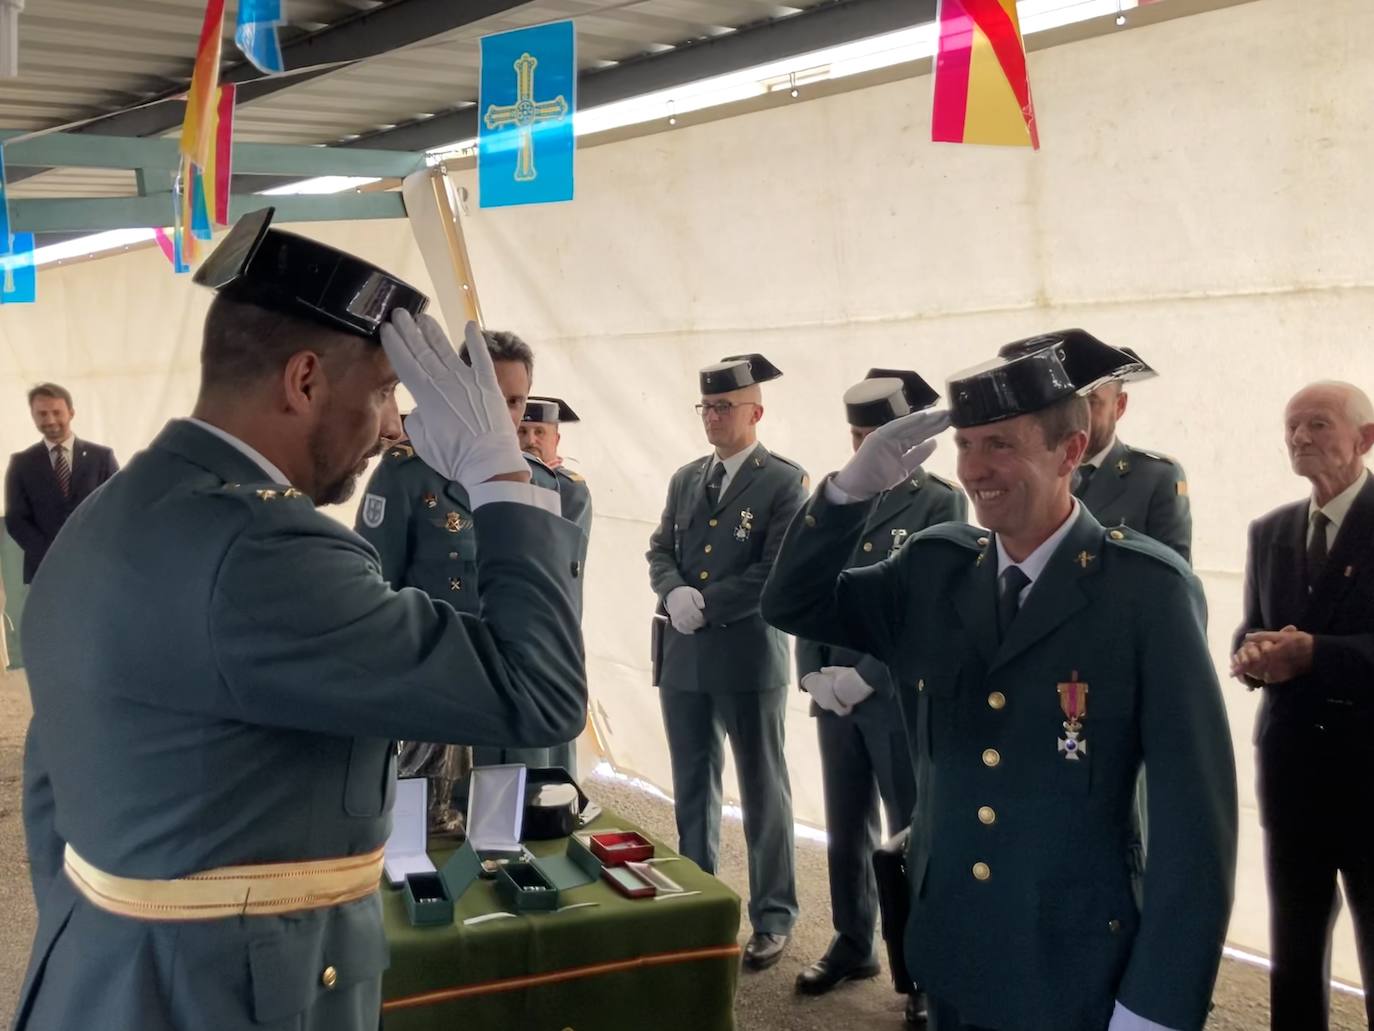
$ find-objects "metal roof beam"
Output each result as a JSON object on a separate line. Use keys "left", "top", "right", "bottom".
{"left": 0, "top": 130, "right": 426, "bottom": 179}
{"left": 5, "top": 0, "right": 540, "bottom": 181}
{"left": 339, "top": 0, "right": 936, "bottom": 153}
{"left": 11, "top": 191, "right": 405, "bottom": 235}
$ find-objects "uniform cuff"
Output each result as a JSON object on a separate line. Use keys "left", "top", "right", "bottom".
{"left": 823, "top": 475, "right": 863, "bottom": 505}
{"left": 467, "top": 481, "right": 562, "bottom": 515}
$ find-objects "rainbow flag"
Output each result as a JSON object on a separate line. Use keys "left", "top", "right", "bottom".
{"left": 932, "top": 0, "right": 1038, "bottom": 149}
{"left": 180, "top": 0, "right": 226, "bottom": 167}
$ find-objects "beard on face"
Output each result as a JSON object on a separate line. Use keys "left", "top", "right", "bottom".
{"left": 308, "top": 420, "right": 379, "bottom": 507}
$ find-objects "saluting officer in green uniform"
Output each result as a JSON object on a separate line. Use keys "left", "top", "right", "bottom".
{"left": 1066, "top": 347, "right": 1191, "bottom": 563}
{"left": 15, "top": 209, "right": 586, "bottom": 1031}
{"left": 763, "top": 330, "right": 1237, "bottom": 1031}
{"left": 647, "top": 353, "right": 807, "bottom": 971}
{"left": 794, "top": 370, "right": 966, "bottom": 1023}
{"left": 519, "top": 395, "right": 593, "bottom": 541}
{"left": 355, "top": 333, "right": 585, "bottom": 782}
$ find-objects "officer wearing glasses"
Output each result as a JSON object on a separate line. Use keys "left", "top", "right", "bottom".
{"left": 646, "top": 353, "right": 808, "bottom": 971}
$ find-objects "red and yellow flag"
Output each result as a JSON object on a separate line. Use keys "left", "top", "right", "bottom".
{"left": 179, "top": 0, "right": 227, "bottom": 167}
{"left": 932, "top": 0, "right": 1038, "bottom": 149}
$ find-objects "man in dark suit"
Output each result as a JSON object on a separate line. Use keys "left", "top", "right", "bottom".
{"left": 793, "top": 369, "right": 965, "bottom": 1025}
{"left": 5, "top": 383, "right": 119, "bottom": 582}
{"left": 646, "top": 353, "right": 808, "bottom": 970}
{"left": 765, "top": 330, "right": 1236, "bottom": 1031}
{"left": 1232, "top": 380, "right": 1374, "bottom": 1031}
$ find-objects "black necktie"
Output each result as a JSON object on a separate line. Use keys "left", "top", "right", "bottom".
{"left": 1307, "top": 510, "right": 1331, "bottom": 590}
{"left": 705, "top": 462, "right": 726, "bottom": 507}
{"left": 997, "top": 566, "right": 1030, "bottom": 639}
{"left": 1073, "top": 464, "right": 1096, "bottom": 498}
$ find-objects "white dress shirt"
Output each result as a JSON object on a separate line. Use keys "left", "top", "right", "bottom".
{"left": 46, "top": 435, "right": 75, "bottom": 470}
{"left": 1308, "top": 467, "right": 1368, "bottom": 551}
{"left": 708, "top": 442, "right": 757, "bottom": 496}
{"left": 994, "top": 499, "right": 1083, "bottom": 606}
{"left": 1083, "top": 436, "right": 1117, "bottom": 472}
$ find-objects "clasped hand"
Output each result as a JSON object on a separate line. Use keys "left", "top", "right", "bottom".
{"left": 1230, "top": 625, "right": 1314, "bottom": 685}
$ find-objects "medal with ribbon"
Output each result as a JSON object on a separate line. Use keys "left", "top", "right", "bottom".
{"left": 735, "top": 508, "right": 754, "bottom": 542}
{"left": 1057, "top": 671, "right": 1089, "bottom": 761}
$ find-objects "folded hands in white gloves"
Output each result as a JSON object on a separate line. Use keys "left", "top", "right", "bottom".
{"left": 802, "top": 666, "right": 876, "bottom": 716}
{"left": 665, "top": 586, "right": 706, "bottom": 634}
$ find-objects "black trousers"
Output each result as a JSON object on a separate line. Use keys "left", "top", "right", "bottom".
{"left": 1264, "top": 826, "right": 1374, "bottom": 1030}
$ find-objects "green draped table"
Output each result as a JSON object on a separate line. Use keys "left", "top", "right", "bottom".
{"left": 381, "top": 810, "right": 742, "bottom": 1031}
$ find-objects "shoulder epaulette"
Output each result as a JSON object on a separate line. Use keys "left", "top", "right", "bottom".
{"left": 384, "top": 441, "right": 416, "bottom": 462}
{"left": 557, "top": 467, "right": 586, "bottom": 484}
{"left": 215, "top": 482, "right": 312, "bottom": 505}
{"left": 912, "top": 521, "right": 986, "bottom": 551}
{"left": 925, "top": 471, "right": 962, "bottom": 493}
{"left": 1124, "top": 444, "right": 1179, "bottom": 466}
{"left": 1103, "top": 526, "right": 1191, "bottom": 575}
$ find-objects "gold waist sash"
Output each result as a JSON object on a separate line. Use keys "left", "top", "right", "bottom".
{"left": 63, "top": 844, "right": 384, "bottom": 921}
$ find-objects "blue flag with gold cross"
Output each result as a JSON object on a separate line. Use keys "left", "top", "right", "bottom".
{"left": 479, "top": 20, "right": 576, "bottom": 208}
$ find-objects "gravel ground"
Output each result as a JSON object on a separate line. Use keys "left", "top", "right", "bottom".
{"left": 0, "top": 672, "right": 1363, "bottom": 1029}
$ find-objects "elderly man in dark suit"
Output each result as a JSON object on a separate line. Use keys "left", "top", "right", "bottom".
{"left": 5, "top": 383, "right": 119, "bottom": 583}
{"left": 1233, "top": 380, "right": 1374, "bottom": 1031}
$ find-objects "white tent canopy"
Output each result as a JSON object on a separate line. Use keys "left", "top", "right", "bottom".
{"left": 0, "top": 0, "right": 1367, "bottom": 984}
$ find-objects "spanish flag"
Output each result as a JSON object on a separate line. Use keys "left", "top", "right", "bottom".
{"left": 931, "top": 0, "right": 1038, "bottom": 149}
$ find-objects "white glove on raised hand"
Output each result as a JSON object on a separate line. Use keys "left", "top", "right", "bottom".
{"left": 827, "top": 666, "right": 876, "bottom": 709}
{"left": 665, "top": 586, "right": 706, "bottom": 634}
{"left": 802, "top": 670, "right": 853, "bottom": 716}
{"left": 832, "top": 408, "right": 951, "bottom": 502}
{"left": 380, "top": 311, "right": 527, "bottom": 491}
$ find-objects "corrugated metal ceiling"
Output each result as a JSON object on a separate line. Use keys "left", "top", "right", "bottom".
{"left": 1, "top": 0, "right": 827, "bottom": 198}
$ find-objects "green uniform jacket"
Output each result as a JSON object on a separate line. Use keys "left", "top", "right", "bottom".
{"left": 647, "top": 443, "right": 807, "bottom": 694}
{"left": 554, "top": 464, "right": 593, "bottom": 541}
{"left": 355, "top": 441, "right": 585, "bottom": 613}
{"left": 1078, "top": 438, "right": 1191, "bottom": 564}
{"left": 762, "top": 482, "right": 1236, "bottom": 1031}
{"left": 795, "top": 471, "right": 966, "bottom": 721}
{"left": 15, "top": 420, "right": 586, "bottom": 1031}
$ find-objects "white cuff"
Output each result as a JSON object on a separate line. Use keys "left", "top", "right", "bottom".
{"left": 1107, "top": 1001, "right": 1179, "bottom": 1031}
{"left": 823, "top": 476, "right": 863, "bottom": 505}
{"left": 467, "top": 481, "right": 562, "bottom": 515}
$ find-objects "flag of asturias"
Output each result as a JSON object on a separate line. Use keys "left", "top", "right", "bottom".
{"left": 932, "top": 0, "right": 1039, "bottom": 149}
{"left": 479, "top": 20, "right": 576, "bottom": 208}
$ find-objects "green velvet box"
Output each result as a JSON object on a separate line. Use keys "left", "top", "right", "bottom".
{"left": 566, "top": 832, "right": 603, "bottom": 881}
{"left": 494, "top": 860, "right": 560, "bottom": 912}
{"left": 403, "top": 872, "right": 454, "bottom": 927}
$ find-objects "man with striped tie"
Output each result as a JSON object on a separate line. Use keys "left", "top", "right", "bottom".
{"left": 5, "top": 383, "right": 119, "bottom": 583}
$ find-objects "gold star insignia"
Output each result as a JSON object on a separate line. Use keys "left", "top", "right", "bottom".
{"left": 256, "top": 489, "right": 279, "bottom": 501}
{"left": 283, "top": 488, "right": 304, "bottom": 499}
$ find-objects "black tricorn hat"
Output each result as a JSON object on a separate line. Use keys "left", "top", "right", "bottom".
{"left": 949, "top": 329, "right": 1144, "bottom": 428}
{"left": 523, "top": 396, "right": 580, "bottom": 424}
{"left": 844, "top": 368, "right": 940, "bottom": 428}
{"left": 699, "top": 353, "right": 783, "bottom": 394}
{"left": 193, "top": 207, "right": 429, "bottom": 340}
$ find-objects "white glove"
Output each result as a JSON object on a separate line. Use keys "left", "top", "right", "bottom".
{"left": 380, "top": 311, "right": 527, "bottom": 491}
{"left": 832, "top": 408, "right": 951, "bottom": 501}
{"left": 827, "top": 666, "right": 876, "bottom": 709}
{"left": 665, "top": 586, "right": 706, "bottom": 634}
{"left": 802, "top": 669, "right": 853, "bottom": 716}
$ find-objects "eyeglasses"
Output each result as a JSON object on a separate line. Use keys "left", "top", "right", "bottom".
{"left": 695, "top": 401, "right": 760, "bottom": 417}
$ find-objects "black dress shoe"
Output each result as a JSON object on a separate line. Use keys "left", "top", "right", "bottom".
{"left": 742, "top": 932, "right": 789, "bottom": 970}
{"left": 795, "top": 956, "right": 881, "bottom": 995}
{"left": 904, "top": 991, "right": 929, "bottom": 1028}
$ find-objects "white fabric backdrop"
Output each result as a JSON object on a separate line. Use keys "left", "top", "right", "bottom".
{"left": 0, "top": 0, "right": 1369, "bottom": 981}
